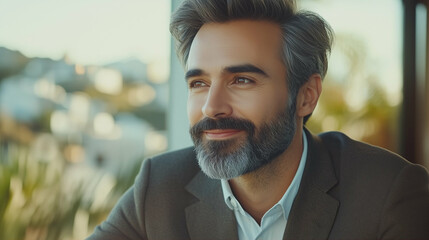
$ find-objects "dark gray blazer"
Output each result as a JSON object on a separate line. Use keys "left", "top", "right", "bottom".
{"left": 87, "top": 130, "right": 429, "bottom": 240}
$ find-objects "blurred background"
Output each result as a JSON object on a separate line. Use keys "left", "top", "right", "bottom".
{"left": 0, "top": 0, "right": 428, "bottom": 239}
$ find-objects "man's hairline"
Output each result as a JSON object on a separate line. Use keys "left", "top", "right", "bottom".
{"left": 182, "top": 19, "right": 288, "bottom": 67}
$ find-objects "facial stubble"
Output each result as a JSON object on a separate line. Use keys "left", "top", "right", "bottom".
{"left": 190, "top": 104, "right": 297, "bottom": 179}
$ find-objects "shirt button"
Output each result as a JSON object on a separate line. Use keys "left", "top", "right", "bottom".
{"left": 231, "top": 199, "right": 238, "bottom": 208}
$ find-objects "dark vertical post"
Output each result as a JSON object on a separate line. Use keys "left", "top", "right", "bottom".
{"left": 422, "top": 0, "right": 429, "bottom": 168}
{"left": 401, "top": 0, "right": 417, "bottom": 163}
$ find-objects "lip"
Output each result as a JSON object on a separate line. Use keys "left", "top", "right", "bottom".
{"left": 204, "top": 129, "right": 244, "bottom": 140}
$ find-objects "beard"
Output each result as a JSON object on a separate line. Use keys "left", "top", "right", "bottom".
{"left": 189, "top": 104, "right": 297, "bottom": 180}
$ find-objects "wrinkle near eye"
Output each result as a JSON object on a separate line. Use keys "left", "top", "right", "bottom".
{"left": 189, "top": 80, "right": 208, "bottom": 89}
{"left": 233, "top": 77, "right": 255, "bottom": 85}
{"left": 236, "top": 78, "right": 251, "bottom": 84}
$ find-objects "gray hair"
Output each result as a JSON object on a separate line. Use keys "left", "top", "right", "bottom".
{"left": 170, "top": 0, "right": 334, "bottom": 123}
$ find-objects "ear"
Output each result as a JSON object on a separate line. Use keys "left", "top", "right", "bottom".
{"left": 296, "top": 74, "right": 322, "bottom": 118}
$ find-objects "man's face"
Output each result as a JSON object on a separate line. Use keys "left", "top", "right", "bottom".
{"left": 186, "top": 20, "right": 297, "bottom": 179}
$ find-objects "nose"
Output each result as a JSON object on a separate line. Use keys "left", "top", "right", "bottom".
{"left": 202, "top": 84, "right": 232, "bottom": 119}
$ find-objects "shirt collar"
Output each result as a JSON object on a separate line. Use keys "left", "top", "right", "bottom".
{"left": 221, "top": 131, "right": 308, "bottom": 220}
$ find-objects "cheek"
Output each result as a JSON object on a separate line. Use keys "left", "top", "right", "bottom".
{"left": 233, "top": 90, "right": 288, "bottom": 124}
{"left": 187, "top": 95, "right": 203, "bottom": 125}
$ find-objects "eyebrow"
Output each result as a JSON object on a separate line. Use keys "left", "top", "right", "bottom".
{"left": 224, "top": 64, "right": 268, "bottom": 77}
{"left": 185, "top": 64, "right": 268, "bottom": 81}
{"left": 185, "top": 69, "right": 205, "bottom": 80}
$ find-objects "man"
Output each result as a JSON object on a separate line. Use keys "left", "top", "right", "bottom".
{"left": 87, "top": 0, "right": 429, "bottom": 239}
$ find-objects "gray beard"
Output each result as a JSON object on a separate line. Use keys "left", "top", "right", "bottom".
{"left": 192, "top": 104, "right": 296, "bottom": 180}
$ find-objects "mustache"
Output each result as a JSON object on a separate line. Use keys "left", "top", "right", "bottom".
{"left": 190, "top": 117, "right": 255, "bottom": 139}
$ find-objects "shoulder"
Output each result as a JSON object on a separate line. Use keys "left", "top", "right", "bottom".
{"left": 314, "top": 130, "right": 428, "bottom": 196}
{"left": 313, "top": 131, "right": 429, "bottom": 238}
{"left": 314, "top": 130, "right": 428, "bottom": 198}
{"left": 139, "top": 146, "right": 199, "bottom": 185}
{"left": 86, "top": 147, "right": 199, "bottom": 239}
{"left": 317, "top": 131, "right": 409, "bottom": 171}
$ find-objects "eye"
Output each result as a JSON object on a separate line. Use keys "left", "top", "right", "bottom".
{"left": 189, "top": 80, "right": 208, "bottom": 89}
{"left": 234, "top": 77, "right": 254, "bottom": 85}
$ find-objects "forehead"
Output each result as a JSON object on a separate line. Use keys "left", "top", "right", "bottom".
{"left": 187, "top": 20, "right": 284, "bottom": 71}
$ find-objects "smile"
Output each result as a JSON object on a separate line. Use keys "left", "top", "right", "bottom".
{"left": 203, "top": 129, "right": 244, "bottom": 140}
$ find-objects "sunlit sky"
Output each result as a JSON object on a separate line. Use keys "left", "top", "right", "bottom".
{"left": 0, "top": 0, "right": 171, "bottom": 65}
{"left": 0, "top": 0, "right": 403, "bottom": 100}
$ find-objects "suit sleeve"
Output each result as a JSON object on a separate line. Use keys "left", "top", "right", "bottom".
{"left": 86, "top": 158, "right": 151, "bottom": 240}
{"left": 378, "top": 164, "right": 429, "bottom": 239}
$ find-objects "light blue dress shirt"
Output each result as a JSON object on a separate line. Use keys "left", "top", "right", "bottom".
{"left": 221, "top": 133, "right": 308, "bottom": 240}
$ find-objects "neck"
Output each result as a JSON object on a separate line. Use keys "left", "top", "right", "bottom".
{"left": 228, "top": 128, "right": 304, "bottom": 224}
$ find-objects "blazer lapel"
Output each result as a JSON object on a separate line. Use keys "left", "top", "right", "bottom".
{"left": 185, "top": 171, "right": 238, "bottom": 240}
{"left": 284, "top": 130, "right": 339, "bottom": 240}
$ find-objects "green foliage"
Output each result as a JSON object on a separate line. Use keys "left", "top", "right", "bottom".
{"left": 306, "top": 33, "right": 400, "bottom": 151}
{"left": 0, "top": 143, "right": 143, "bottom": 240}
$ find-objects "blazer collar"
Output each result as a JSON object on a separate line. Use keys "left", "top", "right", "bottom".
{"left": 184, "top": 129, "right": 338, "bottom": 240}
{"left": 185, "top": 171, "right": 238, "bottom": 240}
{"left": 283, "top": 129, "right": 339, "bottom": 239}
